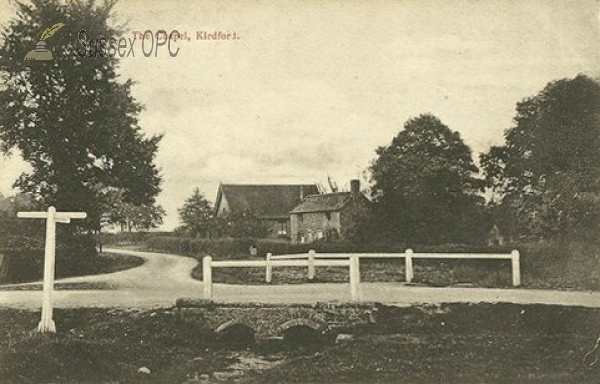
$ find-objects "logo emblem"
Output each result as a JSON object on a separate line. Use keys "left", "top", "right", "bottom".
{"left": 24, "top": 22, "right": 65, "bottom": 61}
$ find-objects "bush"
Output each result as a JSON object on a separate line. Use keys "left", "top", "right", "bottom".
{"left": 95, "top": 231, "right": 174, "bottom": 247}
{"left": 142, "top": 235, "right": 518, "bottom": 260}
{"left": 145, "top": 236, "right": 255, "bottom": 259}
{"left": 518, "top": 240, "right": 600, "bottom": 290}
{"left": 0, "top": 235, "right": 98, "bottom": 284}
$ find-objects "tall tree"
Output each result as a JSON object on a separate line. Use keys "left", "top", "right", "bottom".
{"left": 0, "top": 0, "right": 162, "bottom": 231}
{"left": 99, "top": 187, "right": 164, "bottom": 232}
{"left": 178, "top": 188, "right": 214, "bottom": 238}
{"left": 481, "top": 74, "right": 600, "bottom": 239}
{"left": 369, "top": 113, "right": 484, "bottom": 244}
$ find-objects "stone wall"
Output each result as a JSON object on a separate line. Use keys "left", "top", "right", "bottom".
{"left": 175, "top": 300, "right": 378, "bottom": 339}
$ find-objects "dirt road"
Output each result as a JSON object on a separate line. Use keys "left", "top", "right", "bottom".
{"left": 2, "top": 248, "right": 600, "bottom": 309}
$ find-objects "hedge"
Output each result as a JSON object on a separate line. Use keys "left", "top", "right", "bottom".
{"left": 145, "top": 237, "right": 256, "bottom": 259}
{"left": 142, "top": 235, "right": 513, "bottom": 260}
{"left": 0, "top": 235, "right": 98, "bottom": 284}
{"left": 257, "top": 240, "right": 514, "bottom": 257}
{"left": 95, "top": 231, "right": 175, "bottom": 246}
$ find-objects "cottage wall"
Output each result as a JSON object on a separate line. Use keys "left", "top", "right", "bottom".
{"left": 291, "top": 211, "right": 341, "bottom": 243}
{"left": 215, "top": 196, "right": 230, "bottom": 217}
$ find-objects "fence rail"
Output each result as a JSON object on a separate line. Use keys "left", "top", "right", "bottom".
{"left": 201, "top": 248, "right": 520, "bottom": 301}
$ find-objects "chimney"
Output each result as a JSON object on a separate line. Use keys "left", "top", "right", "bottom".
{"left": 300, "top": 185, "right": 304, "bottom": 200}
{"left": 350, "top": 179, "right": 360, "bottom": 200}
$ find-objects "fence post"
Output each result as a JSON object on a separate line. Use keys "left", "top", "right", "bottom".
{"left": 405, "top": 249, "right": 414, "bottom": 283}
{"left": 0, "top": 253, "right": 7, "bottom": 281}
{"left": 203, "top": 256, "right": 213, "bottom": 299}
{"left": 266, "top": 253, "right": 272, "bottom": 283}
{"left": 308, "top": 249, "right": 316, "bottom": 280}
{"left": 511, "top": 250, "right": 521, "bottom": 287}
{"left": 349, "top": 255, "right": 361, "bottom": 301}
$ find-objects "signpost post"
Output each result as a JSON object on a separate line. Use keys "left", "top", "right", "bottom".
{"left": 17, "top": 206, "right": 86, "bottom": 333}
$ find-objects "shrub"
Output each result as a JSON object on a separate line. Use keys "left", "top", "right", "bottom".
{"left": 94, "top": 231, "right": 174, "bottom": 247}
{"left": 0, "top": 235, "right": 98, "bottom": 284}
{"left": 145, "top": 236, "right": 255, "bottom": 259}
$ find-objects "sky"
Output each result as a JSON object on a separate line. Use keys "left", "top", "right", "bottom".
{"left": 0, "top": 0, "right": 599, "bottom": 229}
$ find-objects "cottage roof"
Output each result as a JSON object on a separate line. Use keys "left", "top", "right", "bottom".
{"left": 216, "top": 183, "right": 320, "bottom": 219}
{"left": 290, "top": 192, "right": 354, "bottom": 214}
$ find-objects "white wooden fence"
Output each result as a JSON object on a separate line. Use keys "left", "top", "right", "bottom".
{"left": 201, "top": 249, "right": 520, "bottom": 301}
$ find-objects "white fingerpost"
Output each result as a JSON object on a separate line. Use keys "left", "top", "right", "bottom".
{"left": 308, "top": 249, "right": 316, "bottom": 280}
{"left": 405, "top": 248, "right": 414, "bottom": 283}
{"left": 349, "top": 255, "right": 360, "bottom": 301}
{"left": 203, "top": 256, "right": 213, "bottom": 299}
{"left": 17, "top": 206, "right": 87, "bottom": 333}
{"left": 265, "top": 253, "right": 273, "bottom": 283}
{"left": 511, "top": 250, "right": 521, "bottom": 287}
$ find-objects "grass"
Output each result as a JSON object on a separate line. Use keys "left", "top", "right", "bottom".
{"left": 1, "top": 303, "right": 600, "bottom": 383}
{"left": 0, "top": 281, "right": 118, "bottom": 290}
{"left": 241, "top": 333, "right": 599, "bottom": 383}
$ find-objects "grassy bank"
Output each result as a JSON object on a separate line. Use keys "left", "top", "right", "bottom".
{"left": 0, "top": 252, "right": 144, "bottom": 288}
{"left": 1, "top": 304, "right": 600, "bottom": 383}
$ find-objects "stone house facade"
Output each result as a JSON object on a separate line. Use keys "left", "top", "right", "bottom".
{"left": 290, "top": 180, "right": 369, "bottom": 243}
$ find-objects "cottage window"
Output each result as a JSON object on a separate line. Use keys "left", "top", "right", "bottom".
{"left": 278, "top": 221, "right": 288, "bottom": 236}
{"left": 325, "top": 212, "right": 332, "bottom": 221}
{"left": 298, "top": 213, "right": 303, "bottom": 223}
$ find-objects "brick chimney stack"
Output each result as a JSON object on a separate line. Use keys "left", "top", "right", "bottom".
{"left": 350, "top": 179, "right": 360, "bottom": 201}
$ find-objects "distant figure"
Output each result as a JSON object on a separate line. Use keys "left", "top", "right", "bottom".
{"left": 487, "top": 224, "right": 505, "bottom": 246}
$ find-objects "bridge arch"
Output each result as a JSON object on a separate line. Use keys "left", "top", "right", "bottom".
{"left": 215, "top": 320, "right": 256, "bottom": 334}
{"left": 215, "top": 320, "right": 256, "bottom": 346}
{"left": 276, "top": 318, "right": 326, "bottom": 335}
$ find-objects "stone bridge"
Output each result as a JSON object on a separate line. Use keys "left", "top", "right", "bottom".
{"left": 175, "top": 299, "right": 379, "bottom": 339}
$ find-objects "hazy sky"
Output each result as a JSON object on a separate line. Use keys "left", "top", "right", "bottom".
{"left": 0, "top": 0, "right": 599, "bottom": 229}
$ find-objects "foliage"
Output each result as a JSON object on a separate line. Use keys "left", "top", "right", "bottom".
{"left": 177, "top": 188, "right": 214, "bottom": 237}
{"left": 0, "top": 234, "right": 98, "bottom": 283}
{"left": 0, "top": 193, "right": 45, "bottom": 248}
{"left": 481, "top": 75, "right": 600, "bottom": 239}
{"left": 368, "top": 113, "right": 485, "bottom": 244}
{"left": 177, "top": 188, "right": 270, "bottom": 238}
{"left": 143, "top": 233, "right": 512, "bottom": 260}
{"left": 0, "top": 0, "right": 162, "bottom": 231}
{"left": 145, "top": 236, "right": 256, "bottom": 259}
{"left": 223, "top": 209, "right": 270, "bottom": 238}
{"left": 112, "top": 202, "right": 164, "bottom": 232}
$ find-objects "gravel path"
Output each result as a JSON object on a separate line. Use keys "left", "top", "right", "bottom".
{"left": 2, "top": 248, "right": 600, "bottom": 309}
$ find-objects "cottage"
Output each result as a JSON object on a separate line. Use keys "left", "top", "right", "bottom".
{"left": 214, "top": 183, "right": 320, "bottom": 238}
{"left": 290, "top": 179, "right": 369, "bottom": 243}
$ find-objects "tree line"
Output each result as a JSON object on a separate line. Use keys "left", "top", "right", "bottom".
{"left": 180, "top": 75, "right": 600, "bottom": 245}
{"left": 357, "top": 74, "right": 600, "bottom": 244}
